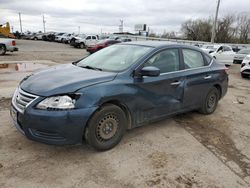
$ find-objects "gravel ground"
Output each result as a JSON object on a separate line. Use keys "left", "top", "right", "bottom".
{"left": 0, "top": 40, "right": 250, "bottom": 188}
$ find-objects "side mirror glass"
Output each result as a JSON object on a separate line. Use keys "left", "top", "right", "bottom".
{"left": 140, "top": 66, "right": 160, "bottom": 77}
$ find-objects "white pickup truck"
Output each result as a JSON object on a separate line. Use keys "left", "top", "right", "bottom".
{"left": 72, "top": 35, "right": 99, "bottom": 49}
{"left": 0, "top": 37, "right": 18, "bottom": 55}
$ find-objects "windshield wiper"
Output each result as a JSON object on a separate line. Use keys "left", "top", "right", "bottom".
{"left": 79, "top": 65, "right": 102, "bottom": 71}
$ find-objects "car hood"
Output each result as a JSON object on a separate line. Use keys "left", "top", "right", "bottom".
{"left": 20, "top": 64, "right": 117, "bottom": 96}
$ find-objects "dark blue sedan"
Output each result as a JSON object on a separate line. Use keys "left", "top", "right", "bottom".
{"left": 11, "top": 41, "right": 228, "bottom": 150}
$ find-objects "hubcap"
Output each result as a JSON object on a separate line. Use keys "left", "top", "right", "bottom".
{"left": 207, "top": 93, "right": 216, "bottom": 109}
{"left": 96, "top": 113, "right": 119, "bottom": 141}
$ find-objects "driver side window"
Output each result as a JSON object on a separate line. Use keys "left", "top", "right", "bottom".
{"left": 144, "top": 49, "right": 180, "bottom": 74}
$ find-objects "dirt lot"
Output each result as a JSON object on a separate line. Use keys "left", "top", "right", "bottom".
{"left": 0, "top": 40, "right": 250, "bottom": 188}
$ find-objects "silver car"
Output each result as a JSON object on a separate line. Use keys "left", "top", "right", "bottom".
{"left": 233, "top": 48, "right": 250, "bottom": 64}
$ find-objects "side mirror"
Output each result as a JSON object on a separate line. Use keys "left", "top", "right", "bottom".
{"left": 140, "top": 66, "right": 160, "bottom": 77}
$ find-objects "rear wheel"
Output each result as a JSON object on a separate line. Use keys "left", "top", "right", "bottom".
{"left": 0, "top": 44, "right": 6, "bottom": 55}
{"left": 79, "top": 43, "right": 85, "bottom": 49}
{"left": 199, "top": 87, "right": 219, "bottom": 114}
{"left": 85, "top": 104, "right": 127, "bottom": 150}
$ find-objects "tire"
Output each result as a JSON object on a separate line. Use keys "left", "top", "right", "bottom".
{"left": 241, "top": 73, "right": 248, "bottom": 78}
{"left": 85, "top": 104, "right": 127, "bottom": 150}
{"left": 34, "top": 37, "right": 38, "bottom": 40}
{"left": 79, "top": 43, "right": 85, "bottom": 49}
{"left": 199, "top": 87, "right": 219, "bottom": 114}
{"left": 0, "top": 44, "right": 6, "bottom": 55}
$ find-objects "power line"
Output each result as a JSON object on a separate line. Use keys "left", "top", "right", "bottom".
{"left": 211, "top": 0, "right": 221, "bottom": 43}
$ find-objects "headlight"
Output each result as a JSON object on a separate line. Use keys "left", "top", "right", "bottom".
{"left": 37, "top": 95, "right": 75, "bottom": 110}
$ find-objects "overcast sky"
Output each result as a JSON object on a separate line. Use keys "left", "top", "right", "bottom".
{"left": 0, "top": 0, "right": 249, "bottom": 34}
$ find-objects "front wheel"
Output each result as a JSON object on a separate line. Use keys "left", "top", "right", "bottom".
{"left": 199, "top": 87, "right": 219, "bottom": 114}
{"left": 85, "top": 104, "right": 127, "bottom": 150}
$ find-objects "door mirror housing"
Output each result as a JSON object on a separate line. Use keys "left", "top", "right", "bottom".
{"left": 140, "top": 66, "right": 160, "bottom": 77}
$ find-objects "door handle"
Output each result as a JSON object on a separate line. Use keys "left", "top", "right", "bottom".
{"left": 204, "top": 75, "right": 212, "bottom": 79}
{"left": 170, "top": 81, "right": 181, "bottom": 86}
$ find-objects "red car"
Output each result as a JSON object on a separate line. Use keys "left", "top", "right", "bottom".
{"left": 86, "top": 39, "right": 121, "bottom": 53}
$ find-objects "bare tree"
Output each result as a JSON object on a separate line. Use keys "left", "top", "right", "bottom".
{"left": 161, "top": 30, "right": 176, "bottom": 39}
{"left": 215, "top": 15, "right": 235, "bottom": 43}
{"left": 236, "top": 13, "right": 250, "bottom": 44}
{"left": 181, "top": 19, "right": 212, "bottom": 41}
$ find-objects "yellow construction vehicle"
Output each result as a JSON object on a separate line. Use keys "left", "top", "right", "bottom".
{"left": 0, "top": 22, "right": 15, "bottom": 38}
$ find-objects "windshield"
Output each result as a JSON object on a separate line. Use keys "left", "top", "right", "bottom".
{"left": 77, "top": 44, "right": 153, "bottom": 72}
{"left": 238, "top": 49, "right": 250, "bottom": 54}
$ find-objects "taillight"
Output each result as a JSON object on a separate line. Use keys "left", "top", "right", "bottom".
{"left": 12, "top": 40, "right": 16, "bottom": 46}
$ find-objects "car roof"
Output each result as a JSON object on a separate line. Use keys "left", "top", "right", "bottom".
{"left": 121, "top": 41, "right": 203, "bottom": 51}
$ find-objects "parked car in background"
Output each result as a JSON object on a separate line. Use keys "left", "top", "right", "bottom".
{"left": 55, "top": 33, "right": 73, "bottom": 43}
{"left": 86, "top": 39, "right": 121, "bottom": 53}
{"left": 0, "top": 36, "right": 18, "bottom": 55}
{"left": 42, "top": 32, "right": 56, "bottom": 41}
{"left": 200, "top": 45, "right": 217, "bottom": 54}
{"left": 70, "top": 34, "right": 86, "bottom": 46}
{"left": 73, "top": 35, "right": 99, "bottom": 48}
{"left": 233, "top": 48, "right": 250, "bottom": 64}
{"left": 64, "top": 34, "right": 76, "bottom": 44}
{"left": 119, "top": 38, "right": 132, "bottom": 42}
{"left": 10, "top": 42, "right": 228, "bottom": 150}
{"left": 241, "top": 55, "right": 250, "bottom": 78}
{"left": 209, "top": 45, "right": 235, "bottom": 65}
{"left": 32, "top": 33, "right": 44, "bottom": 40}
{"left": 55, "top": 33, "right": 66, "bottom": 42}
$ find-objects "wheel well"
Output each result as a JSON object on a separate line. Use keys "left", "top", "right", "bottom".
{"left": 214, "top": 84, "right": 222, "bottom": 99}
{"left": 101, "top": 101, "right": 132, "bottom": 129}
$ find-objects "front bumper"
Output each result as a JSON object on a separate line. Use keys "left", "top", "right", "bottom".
{"left": 10, "top": 104, "right": 98, "bottom": 145}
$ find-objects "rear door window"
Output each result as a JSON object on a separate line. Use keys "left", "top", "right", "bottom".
{"left": 182, "top": 49, "right": 205, "bottom": 69}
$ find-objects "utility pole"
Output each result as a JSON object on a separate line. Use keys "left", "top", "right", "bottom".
{"left": 18, "top": 12, "right": 23, "bottom": 34}
{"left": 78, "top": 26, "right": 80, "bottom": 34}
{"left": 119, "top": 19, "right": 123, "bottom": 33}
{"left": 42, "top": 14, "right": 46, "bottom": 33}
{"left": 211, "top": 0, "right": 221, "bottom": 43}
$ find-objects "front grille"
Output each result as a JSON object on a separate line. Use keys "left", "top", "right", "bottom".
{"left": 12, "top": 87, "right": 39, "bottom": 113}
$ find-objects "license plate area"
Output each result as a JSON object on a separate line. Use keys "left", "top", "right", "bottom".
{"left": 10, "top": 106, "right": 25, "bottom": 134}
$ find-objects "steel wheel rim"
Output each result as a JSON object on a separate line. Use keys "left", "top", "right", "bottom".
{"left": 207, "top": 93, "right": 216, "bottom": 109}
{"left": 96, "top": 113, "right": 119, "bottom": 142}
